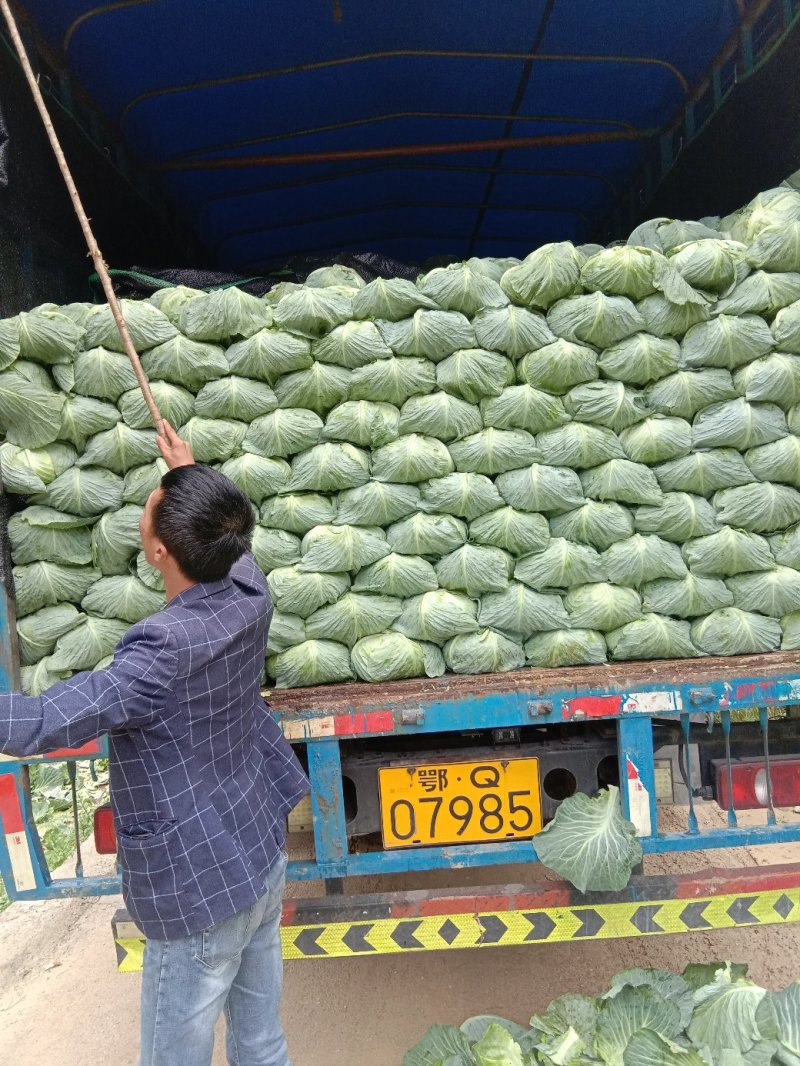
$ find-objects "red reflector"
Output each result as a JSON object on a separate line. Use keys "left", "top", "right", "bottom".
{"left": 714, "top": 756, "right": 800, "bottom": 810}
{"left": 93, "top": 804, "right": 117, "bottom": 854}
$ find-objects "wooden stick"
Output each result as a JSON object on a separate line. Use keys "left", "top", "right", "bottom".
{"left": 0, "top": 0, "right": 165, "bottom": 435}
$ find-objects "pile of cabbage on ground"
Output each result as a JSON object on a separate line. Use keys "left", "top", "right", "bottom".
{"left": 5, "top": 175, "right": 800, "bottom": 690}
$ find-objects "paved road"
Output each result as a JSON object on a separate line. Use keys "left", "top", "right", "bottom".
{"left": 0, "top": 807, "right": 798, "bottom": 1066}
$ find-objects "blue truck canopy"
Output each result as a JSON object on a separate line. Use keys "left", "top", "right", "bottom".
{"left": 9, "top": 1, "right": 800, "bottom": 269}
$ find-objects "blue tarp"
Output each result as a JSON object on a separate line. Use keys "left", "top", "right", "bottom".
{"left": 20, "top": 0, "right": 743, "bottom": 269}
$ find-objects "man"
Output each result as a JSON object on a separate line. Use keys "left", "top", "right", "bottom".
{"left": 0, "top": 421, "right": 309, "bottom": 1066}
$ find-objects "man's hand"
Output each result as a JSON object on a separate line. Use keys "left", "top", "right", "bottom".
{"left": 157, "top": 420, "right": 195, "bottom": 469}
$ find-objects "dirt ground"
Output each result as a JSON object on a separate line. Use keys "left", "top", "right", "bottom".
{"left": 1, "top": 805, "right": 799, "bottom": 1066}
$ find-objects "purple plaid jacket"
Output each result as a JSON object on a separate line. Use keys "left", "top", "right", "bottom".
{"left": 0, "top": 553, "right": 309, "bottom": 939}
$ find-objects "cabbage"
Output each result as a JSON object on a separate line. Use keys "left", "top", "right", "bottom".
{"left": 769, "top": 525, "right": 800, "bottom": 567}
{"left": 495, "top": 464, "right": 584, "bottom": 513}
{"left": 525, "top": 629, "right": 607, "bottom": 667}
{"left": 602, "top": 535, "right": 687, "bottom": 588}
{"left": 272, "top": 288, "right": 353, "bottom": 337}
{"left": 419, "top": 262, "right": 508, "bottom": 315}
{"left": 305, "top": 266, "right": 365, "bottom": 289}
{"left": 252, "top": 527, "right": 301, "bottom": 572}
{"left": 59, "top": 395, "right": 122, "bottom": 449}
{"left": 580, "top": 246, "right": 663, "bottom": 300}
{"left": 122, "top": 459, "right": 168, "bottom": 506}
{"left": 16, "top": 308, "right": 84, "bottom": 364}
{"left": 669, "top": 239, "right": 744, "bottom": 293}
{"left": 269, "top": 640, "right": 354, "bottom": 688}
{"left": 77, "top": 424, "right": 159, "bottom": 475}
{"left": 349, "top": 356, "right": 436, "bottom": 405}
{"left": 336, "top": 481, "right": 420, "bottom": 526}
{"left": 177, "top": 289, "right": 271, "bottom": 342}
{"left": 84, "top": 300, "right": 177, "bottom": 351}
{"left": 290, "top": 442, "right": 370, "bottom": 492}
{"left": 46, "top": 616, "right": 128, "bottom": 671}
{"left": 305, "top": 592, "right": 402, "bottom": 646}
{"left": 771, "top": 300, "right": 800, "bottom": 353}
{"left": 0, "top": 316, "right": 20, "bottom": 369}
{"left": 745, "top": 436, "right": 800, "bottom": 487}
{"left": 682, "top": 527, "right": 774, "bottom": 577}
{"left": 681, "top": 315, "right": 773, "bottom": 370}
{"left": 17, "top": 605, "right": 85, "bottom": 665}
{"left": 0, "top": 361, "right": 66, "bottom": 447}
{"left": 274, "top": 363, "right": 351, "bottom": 416}
{"left": 243, "top": 409, "right": 323, "bottom": 458}
{"left": 548, "top": 293, "right": 644, "bottom": 349}
{"left": 178, "top": 417, "right": 247, "bottom": 463}
{"left": 91, "top": 506, "right": 144, "bottom": 574}
{"left": 538, "top": 423, "right": 624, "bottom": 469}
{"left": 377, "top": 310, "right": 475, "bottom": 359}
{"left": 654, "top": 449, "right": 753, "bottom": 495}
{"left": 13, "top": 561, "right": 100, "bottom": 617}
{"left": 642, "top": 574, "right": 734, "bottom": 618}
{"left": 735, "top": 353, "right": 800, "bottom": 409}
{"left": 517, "top": 339, "right": 598, "bottom": 393}
{"left": 393, "top": 589, "right": 479, "bottom": 644}
{"left": 620, "top": 417, "right": 692, "bottom": 464}
{"left": 436, "top": 349, "right": 514, "bottom": 403}
{"left": 478, "top": 582, "right": 570, "bottom": 638}
{"left": 727, "top": 567, "right": 800, "bottom": 617}
{"left": 218, "top": 454, "right": 291, "bottom": 503}
{"left": 0, "top": 442, "right": 76, "bottom": 494}
{"left": 580, "top": 460, "right": 663, "bottom": 506}
{"left": 226, "top": 329, "right": 312, "bottom": 383}
{"left": 148, "top": 285, "right": 204, "bottom": 323}
{"left": 781, "top": 612, "right": 800, "bottom": 650}
{"left": 371, "top": 434, "right": 453, "bottom": 483}
{"left": 194, "top": 376, "right": 277, "bottom": 421}
{"left": 298, "top": 524, "right": 389, "bottom": 572}
{"left": 448, "top": 428, "right": 540, "bottom": 475}
{"left": 515, "top": 538, "right": 605, "bottom": 591}
{"left": 694, "top": 399, "right": 788, "bottom": 451}
{"left": 34, "top": 467, "right": 123, "bottom": 517}
{"left": 469, "top": 506, "right": 550, "bottom": 556}
{"left": 261, "top": 493, "right": 336, "bottom": 535}
{"left": 434, "top": 544, "right": 512, "bottom": 596}
{"left": 265, "top": 612, "right": 306, "bottom": 654}
{"left": 323, "top": 401, "right": 400, "bottom": 448}
{"left": 637, "top": 293, "right": 710, "bottom": 337}
{"left": 564, "top": 583, "right": 642, "bottom": 631}
{"left": 82, "top": 575, "right": 164, "bottom": 623}
{"left": 444, "top": 629, "right": 524, "bottom": 674}
{"left": 500, "top": 243, "right": 583, "bottom": 309}
{"left": 606, "top": 615, "right": 698, "bottom": 661}
{"left": 352, "top": 553, "right": 438, "bottom": 598}
{"left": 399, "top": 391, "right": 482, "bottom": 442}
{"left": 635, "top": 493, "right": 719, "bottom": 542}
{"left": 597, "top": 333, "right": 680, "bottom": 385}
{"left": 420, "top": 473, "right": 503, "bottom": 519}
{"left": 646, "top": 369, "right": 737, "bottom": 420}
{"left": 550, "top": 501, "right": 634, "bottom": 551}
{"left": 312, "top": 320, "right": 392, "bottom": 368}
{"left": 690, "top": 608, "right": 781, "bottom": 656}
{"left": 21, "top": 660, "right": 72, "bottom": 696}
{"left": 141, "top": 336, "right": 230, "bottom": 391}
{"left": 266, "top": 566, "right": 350, "bottom": 617}
{"left": 353, "top": 278, "right": 437, "bottom": 320}
{"left": 351, "top": 633, "right": 444, "bottom": 683}
{"left": 714, "top": 483, "right": 800, "bottom": 532}
{"left": 715, "top": 271, "right": 800, "bottom": 316}
{"left": 564, "top": 381, "right": 648, "bottom": 432}
{"left": 136, "top": 552, "right": 164, "bottom": 592}
{"left": 480, "top": 385, "right": 568, "bottom": 435}
{"left": 118, "top": 381, "right": 195, "bottom": 430}
{"left": 472, "top": 305, "right": 555, "bottom": 357}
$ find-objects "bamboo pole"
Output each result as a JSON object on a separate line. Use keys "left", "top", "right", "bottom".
{"left": 0, "top": 0, "right": 165, "bottom": 435}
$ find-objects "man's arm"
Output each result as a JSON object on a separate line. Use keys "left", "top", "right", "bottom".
{"left": 0, "top": 622, "right": 178, "bottom": 758}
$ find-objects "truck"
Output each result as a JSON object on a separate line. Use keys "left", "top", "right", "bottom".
{"left": 1, "top": 0, "right": 800, "bottom": 969}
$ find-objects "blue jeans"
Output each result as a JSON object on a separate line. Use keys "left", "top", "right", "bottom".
{"left": 138, "top": 853, "right": 290, "bottom": 1066}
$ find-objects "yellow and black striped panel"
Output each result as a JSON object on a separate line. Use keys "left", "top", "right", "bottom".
{"left": 113, "top": 888, "right": 800, "bottom": 969}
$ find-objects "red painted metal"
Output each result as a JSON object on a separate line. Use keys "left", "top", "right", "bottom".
{"left": 0, "top": 774, "right": 24, "bottom": 834}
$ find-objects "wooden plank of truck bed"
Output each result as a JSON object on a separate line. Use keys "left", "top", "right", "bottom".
{"left": 268, "top": 651, "right": 800, "bottom": 739}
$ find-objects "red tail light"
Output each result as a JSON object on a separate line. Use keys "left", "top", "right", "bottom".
{"left": 714, "top": 756, "right": 800, "bottom": 810}
{"left": 94, "top": 804, "right": 117, "bottom": 854}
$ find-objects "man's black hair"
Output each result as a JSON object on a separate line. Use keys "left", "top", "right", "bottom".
{"left": 155, "top": 465, "right": 255, "bottom": 583}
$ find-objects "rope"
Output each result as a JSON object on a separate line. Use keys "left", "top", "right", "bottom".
{"left": 0, "top": 0, "right": 165, "bottom": 436}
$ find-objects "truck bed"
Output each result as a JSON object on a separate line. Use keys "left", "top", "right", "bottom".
{"left": 270, "top": 651, "right": 800, "bottom": 719}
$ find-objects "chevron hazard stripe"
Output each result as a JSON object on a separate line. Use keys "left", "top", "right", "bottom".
{"left": 112, "top": 886, "right": 800, "bottom": 969}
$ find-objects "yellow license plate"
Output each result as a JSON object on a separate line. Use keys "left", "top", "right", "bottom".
{"left": 378, "top": 758, "right": 542, "bottom": 849}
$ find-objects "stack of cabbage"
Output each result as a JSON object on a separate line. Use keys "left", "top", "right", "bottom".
{"left": 5, "top": 178, "right": 800, "bottom": 691}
